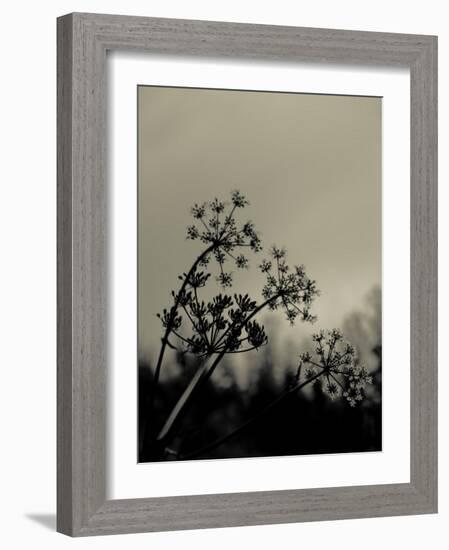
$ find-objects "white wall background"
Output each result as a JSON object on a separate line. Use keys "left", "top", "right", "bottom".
{"left": 0, "top": 1, "right": 445, "bottom": 548}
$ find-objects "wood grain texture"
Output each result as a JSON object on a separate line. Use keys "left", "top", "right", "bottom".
{"left": 57, "top": 13, "right": 74, "bottom": 536}
{"left": 57, "top": 12, "right": 438, "bottom": 536}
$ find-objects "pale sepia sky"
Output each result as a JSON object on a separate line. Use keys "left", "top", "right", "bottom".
{"left": 138, "top": 86, "right": 381, "bottom": 383}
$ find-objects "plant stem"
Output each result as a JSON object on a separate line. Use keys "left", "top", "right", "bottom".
{"left": 180, "top": 370, "right": 324, "bottom": 460}
{"left": 151, "top": 245, "right": 215, "bottom": 395}
{"left": 155, "top": 295, "right": 278, "bottom": 443}
{"left": 156, "top": 358, "right": 212, "bottom": 441}
{"left": 200, "top": 296, "right": 277, "bottom": 385}
{"left": 144, "top": 244, "right": 215, "bottom": 445}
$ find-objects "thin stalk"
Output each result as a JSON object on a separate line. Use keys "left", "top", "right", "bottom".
{"left": 155, "top": 295, "right": 278, "bottom": 443}
{"left": 200, "top": 295, "right": 277, "bottom": 385}
{"left": 156, "top": 358, "right": 212, "bottom": 441}
{"left": 143, "top": 243, "right": 216, "bottom": 452}
{"left": 151, "top": 244, "right": 215, "bottom": 402}
{"left": 193, "top": 286, "right": 210, "bottom": 348}
{"left": 180, "top": 370, "right": 324, "bottom": 460}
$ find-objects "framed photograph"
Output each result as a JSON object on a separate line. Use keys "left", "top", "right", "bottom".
{"left": 137, "top": 84, "right": 382, "bottom": 463}
{"left": 57, "top": 12, "right": 437, "bottom": 536}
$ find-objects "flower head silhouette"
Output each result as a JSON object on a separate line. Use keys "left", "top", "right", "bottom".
{"left": 186, "top": 190, "right": 262, "bottom": 288}
{"left": 158, "top": 289, "right": 267, "bottom": 357}
{"left": 259, "top": 246, "right": 319, "bottom": 325}
{"left": 296, "top": 329, "right": 372, "bottom": 406}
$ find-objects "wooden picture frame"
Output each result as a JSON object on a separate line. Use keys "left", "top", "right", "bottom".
{"left": 57, "top": 12, "right": 437, "bottom": 536}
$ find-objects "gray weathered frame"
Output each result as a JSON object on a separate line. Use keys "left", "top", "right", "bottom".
{"left": 57, "top": 12, "right": 438, "bottom": 537}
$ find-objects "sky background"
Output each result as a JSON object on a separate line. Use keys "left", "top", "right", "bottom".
{"left": 138, "top": 86, "right": 381, "bottom": 386}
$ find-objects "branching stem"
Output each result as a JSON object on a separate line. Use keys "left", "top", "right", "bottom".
{"left": 180, "top": 370, "right": 324, "bottom": 460}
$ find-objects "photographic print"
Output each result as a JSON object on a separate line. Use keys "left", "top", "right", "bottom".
{"left": 138, "top": 86, "right": 381, "bottom": 463}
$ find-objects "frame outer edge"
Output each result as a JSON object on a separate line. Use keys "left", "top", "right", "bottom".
{"left": 76, "top": 484, "right": 425, "bottom": 536}
{"left": 77, "top": 12, "right": 108, "bottom": 534}
{"left": 58, "top": 12, "right": 109, "bottom": 536}
{"left": 57, "top": 12, "right": 438, "bottom": 536}
{"left": 57, "top": 13, "right": 74, "bottom": 536}
{"left": 410, "top": 36, "right": 438, "bottom": 510}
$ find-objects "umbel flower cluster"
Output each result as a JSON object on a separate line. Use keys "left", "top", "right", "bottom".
{"left": 158, "top": 286, "right": 267, "bottom": 357}
{"left": 186, "top": 190, "right": 262, "bottom": 288}
{"left": 157, "top": 243, "right": 319, "bottom": 360}
{"left": 295, "top": 329, "right": 373, "bottom": 406}
{"left": 259, "top": 246, "right": 319, "bottom": 325}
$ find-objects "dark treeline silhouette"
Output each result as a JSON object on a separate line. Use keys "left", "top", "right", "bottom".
{"left": 139, "top": 339, "right": 381, "bottom": 462}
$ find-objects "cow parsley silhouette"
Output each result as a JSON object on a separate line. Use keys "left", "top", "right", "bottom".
{"left": 143, "top": 190, "right": 373, "bottom": 460}
{"left": 158, "top": 291, "right": 267, "bottom": 357}
{"left": 296, "top": 329, "right": 372, "bottom": 406}
{"left": 151, "top": 190, "right": 262, "bottom": 408}
{"left": 260, "top": 246, "right": 318, "bottom": 325}
{"left": 186, "top": 190, "right": 261, "bottom": 288}
{"left": 159, "top": 245, "right": 319, "bottom": 362}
